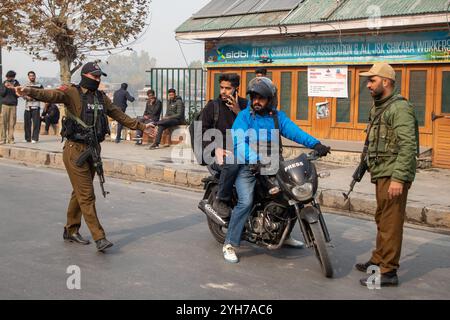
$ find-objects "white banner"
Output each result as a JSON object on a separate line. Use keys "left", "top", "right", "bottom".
{"left": 308, "top": 66, "right": 348, "bottom": 98}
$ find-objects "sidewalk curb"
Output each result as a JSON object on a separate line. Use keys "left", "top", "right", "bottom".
{"left": 1, "top": 145, "right": 449, "bottom": 229}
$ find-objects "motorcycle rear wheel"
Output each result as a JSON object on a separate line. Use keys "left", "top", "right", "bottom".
{"left": 307, "top": 222, "right": 333, "bottom": 278}
{"left": 206, "top": 186, "right": 227, "bottom": 244}
{"left": 207, "top": 217, "right": 227, "bottom": 244}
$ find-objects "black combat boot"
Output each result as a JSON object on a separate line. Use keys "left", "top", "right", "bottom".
{"left": 63, "top": 228, "right": 90, "bottom": 245}
{"left": 96, "top": 238, "right": 114, "bottom": 252}
{"left": 355, "top": 260, "right": 379, "bottom": 272}
{"left": 360, "top": 270, "right": 399, "bottom": 287}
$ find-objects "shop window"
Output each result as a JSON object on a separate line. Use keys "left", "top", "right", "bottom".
{"left": 336, "top": 71, "right": 352, "bottom": 123}
{"left": 358, "top": 76, "right": 372, "bottom": 123}
{"left": 213, "top": 73, "right": 221, "bottom": 99}
{"left": 409, "top": 71, "right": 426, "bottom": 127}
{"left": 246, "top": 71, "right": 272, "bottom": 89}
{"left": 395, "top": 70, "right": 402, "bottom": 95}
{"left": 442, "top": 72, "right": 450, "bottom": 114}
{"left": 280, "top": 72, "right": 292, "bottom": 115}
{"left": 296, "top": 71, "right": 308, "bottom": 121}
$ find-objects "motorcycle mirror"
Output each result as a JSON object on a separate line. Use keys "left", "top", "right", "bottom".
{"left": 318, "top": 171, "right": 330, "bottom": 178}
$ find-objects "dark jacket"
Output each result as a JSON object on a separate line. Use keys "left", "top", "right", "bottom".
{"left": 201, "top": 96, "right": 247, "bottom": 152}
{"left": 113, "top": 85, "right": 135, "bottom": 111}
{"left": 0, "top": 80, "right": 20, "bottom": 106}
{"left": 42, "top": 103, "right": 60, "bottom": 122}
{"left": 144, "top": 99, "right": 162, "bottom": 122}
{"left": 164, "top": 96, "right": 185, "bottom": 121}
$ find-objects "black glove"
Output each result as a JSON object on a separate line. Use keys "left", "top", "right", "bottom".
{"left": 313, "top": 143, "right": 331, "bottom": 157}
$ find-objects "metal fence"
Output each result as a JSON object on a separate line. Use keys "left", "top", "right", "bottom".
{"left": 147, "top": 68, "right": 207, "bottom": 123}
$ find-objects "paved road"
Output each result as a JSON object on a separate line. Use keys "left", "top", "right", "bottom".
{"left": 0, "top": 159, "right": 449, "bottom": 300}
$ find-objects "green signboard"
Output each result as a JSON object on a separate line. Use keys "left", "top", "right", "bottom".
{"left": 205, "top": 31, "right": 450, "bottom": 67}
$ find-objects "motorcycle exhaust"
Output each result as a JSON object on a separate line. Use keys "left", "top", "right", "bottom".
{"left": 198, "top": 200, "right": 228, "bottom": 227}
{"left": 267, "top": 220, "right": 292, "bottom": 250}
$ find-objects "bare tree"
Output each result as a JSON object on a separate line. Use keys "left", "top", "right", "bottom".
{"left": 0, "top": 0, "right": 151, "bottom": 83}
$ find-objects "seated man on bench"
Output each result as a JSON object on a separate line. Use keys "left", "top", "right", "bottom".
{"left": 149, "top": 88, "right": 185, "bottom": 149}
{"left": 41, "top": 102, "right": 60, "bottom": 135}
{"left": 135, "top": 89, "right": 162, "bottom": 145}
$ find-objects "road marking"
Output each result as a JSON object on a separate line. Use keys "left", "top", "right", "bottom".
{"left": 201, "top": 282, "right": 236, "bottom": 291}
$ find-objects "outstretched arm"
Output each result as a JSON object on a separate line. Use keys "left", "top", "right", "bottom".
{"left": 16, "top": 86, "right": 68, "bottom": 104}
{"left": 278, "top": 111, "right": 320, "bottom": 149}
{"left": 103, "top": 93, "right": 147, "bottom": 132}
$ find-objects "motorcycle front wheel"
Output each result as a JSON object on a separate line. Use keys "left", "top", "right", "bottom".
{"left": 307, "top": 222, "right": 333, "bottom": 278}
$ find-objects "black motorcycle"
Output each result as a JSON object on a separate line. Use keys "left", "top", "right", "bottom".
{"left": 198, "top": 151, "right": 333, "bottom": 278}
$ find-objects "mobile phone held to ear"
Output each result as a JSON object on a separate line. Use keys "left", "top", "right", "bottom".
{"left": 226, "top": 88, "right": 236, "bottom": 107}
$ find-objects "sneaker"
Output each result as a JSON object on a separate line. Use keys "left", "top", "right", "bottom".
{"left": 223, "top": 244, "right": 239, "bottom": 263}
{"left": 134, "top": 137, "right": 143, "bottom": 145}
{"left": 31, "top": 140, "right": 37, "bottom": 144}
{"left": 213, "top": 198, "right": 231, "bottom": 218}
{"left": 149, "top": 143, "right": 160, "bottom": 150}
{"left": 283, "top": 236, "right": 305, "bottom": 249}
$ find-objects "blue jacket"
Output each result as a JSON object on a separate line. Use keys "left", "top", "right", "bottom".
{"left": 232, "top": 106, "right": 320, "bottom": 163}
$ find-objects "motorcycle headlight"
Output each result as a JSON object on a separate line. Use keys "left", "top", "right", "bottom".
{"left": 292, "top": 183, "right": 313, "bottom": 201}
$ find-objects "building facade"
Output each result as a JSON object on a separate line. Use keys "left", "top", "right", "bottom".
{"left": 176, "top": 0, "right": 450, "bottom": 168}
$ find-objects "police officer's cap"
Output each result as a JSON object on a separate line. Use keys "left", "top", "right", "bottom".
{"left": 81, "top": 62, "right": 107, "bottom": 77}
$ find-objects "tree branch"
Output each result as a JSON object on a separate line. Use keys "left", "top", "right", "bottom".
{"left": 70, "top": 62, "right": 83, "bottom": 75}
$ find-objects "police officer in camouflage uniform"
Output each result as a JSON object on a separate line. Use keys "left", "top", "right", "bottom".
{"left": 16, "top": 62, "right": 152, "bottom": 252}
{"left": 357, "top": 63, "right": 419, "bottom": 287}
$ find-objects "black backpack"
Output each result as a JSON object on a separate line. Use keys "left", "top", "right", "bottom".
{"left": 189, "top": 99, "right": 219, "bottom": 165}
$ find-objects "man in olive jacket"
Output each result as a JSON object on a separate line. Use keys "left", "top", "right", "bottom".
{"left": 149, "top": 88, "right": 184, "bottom": 149}
{"left": 357, "top": 63, "right": 419, "bottom": 287}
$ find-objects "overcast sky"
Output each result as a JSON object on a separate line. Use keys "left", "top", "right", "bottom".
{"left": 1, "top": 0, "right": 210, "bottom": 79}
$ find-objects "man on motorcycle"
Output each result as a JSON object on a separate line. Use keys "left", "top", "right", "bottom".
{"left": 222, "top": 77, "right": 331, "bottom": 263}
{"left": 201, "top": 73, "right": 247, "bottom": 218}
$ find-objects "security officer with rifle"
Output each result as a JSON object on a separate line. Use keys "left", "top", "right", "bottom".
{"left": 345, "top": 63, "right": 419, "bottom": 287}
{"left": 16, "top": 62, "right": 153, "bottom": 252}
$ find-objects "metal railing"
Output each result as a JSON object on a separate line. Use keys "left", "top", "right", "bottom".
{"left": 147, "top": 68, "right": 207, "bottom": 123}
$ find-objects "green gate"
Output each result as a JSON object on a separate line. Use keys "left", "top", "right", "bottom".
{"left": 147, "top": 68, "right": 207, "bottom": 123}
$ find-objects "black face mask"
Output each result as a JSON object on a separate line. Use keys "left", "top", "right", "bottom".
{"left": 79, "top": 75, "right": 100, "bottom": 91}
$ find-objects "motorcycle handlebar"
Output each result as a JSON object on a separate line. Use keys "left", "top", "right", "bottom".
{"left": 306, "top": 150, "right": 320, "bottom": 161}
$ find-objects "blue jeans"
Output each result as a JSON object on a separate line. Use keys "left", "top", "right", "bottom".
{"left": 209, "top": 158, "right": 241, "bottom": 202}
{"left": 225, "top": 165, "right": 256, "bottom": 247}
